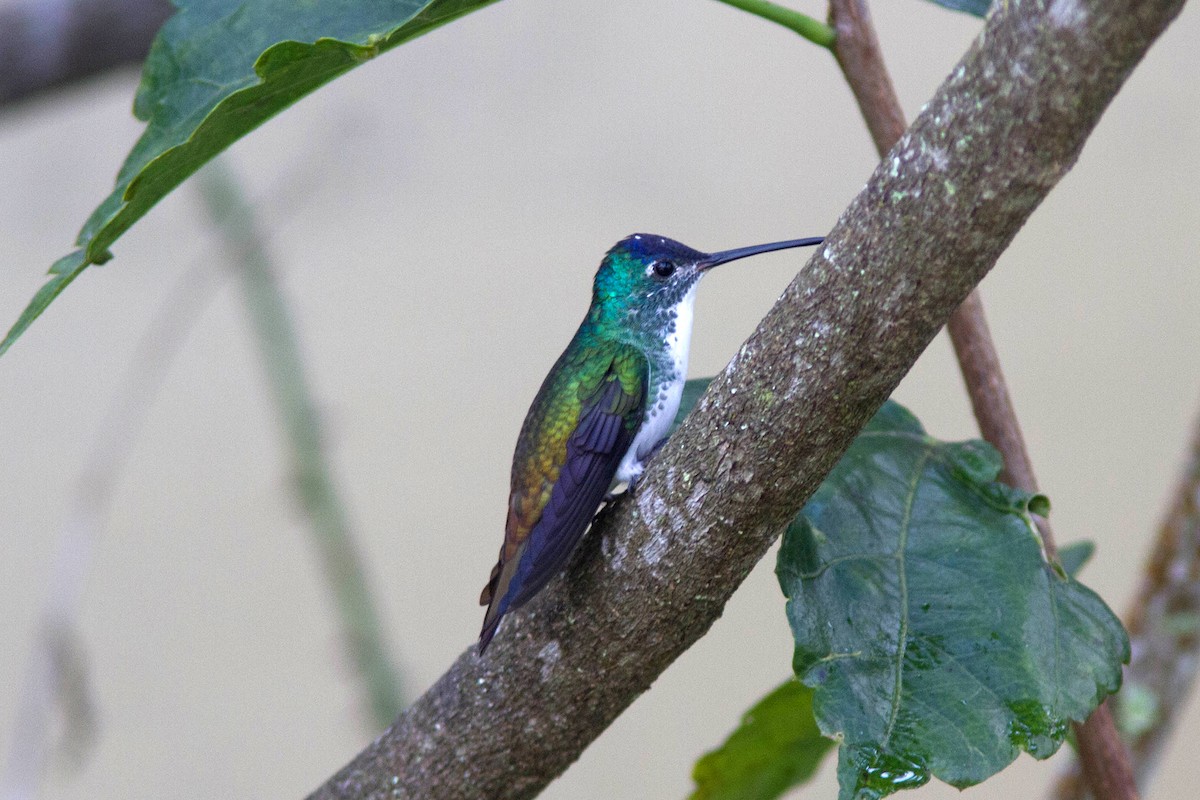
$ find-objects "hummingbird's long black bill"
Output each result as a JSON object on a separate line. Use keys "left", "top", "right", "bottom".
{"left": 697, "top": 236, "right": 825, "bottom": 271}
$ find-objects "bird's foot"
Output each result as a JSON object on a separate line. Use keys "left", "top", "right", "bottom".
{"left": 603, "top": 481, "right": 634, "bottom": 503}
{"left": 625, "top": 440, "right": 669, "bottom": 495}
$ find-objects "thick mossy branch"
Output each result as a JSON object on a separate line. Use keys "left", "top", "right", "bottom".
{"left": 308, "top": 1, "right": 1186, "bottom": 798}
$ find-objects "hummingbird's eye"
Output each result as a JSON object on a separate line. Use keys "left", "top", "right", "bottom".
{"left": 652, "top": 261, "right": 676, "bottom": 278}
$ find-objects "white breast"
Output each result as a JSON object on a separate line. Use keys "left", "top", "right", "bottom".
{"left": 615, "top": 287, "right": 696, "bottom": 485}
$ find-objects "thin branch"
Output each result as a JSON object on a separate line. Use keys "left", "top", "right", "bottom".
{"left": 711, "top": 0, "right": 836, "bottom": 48}
{"left": 826, "top": 0, "right": 905, "bottom": 156}
{"left": 825, "top": 1, "right": 1137, "bottom": 797}
{"left": 1054, "top": 407, "right": 1200, "bottom": 799}
{"left": 0, "top": 148, "right": 399, "bottom": 797}
{"left": 0, "top": 261, "right": 222, "bottom": 800}
{"left": 195, "top": 161, "right": 406, "bottom": 729}
{"left": 306, "top": 1, "right": 1186, "bottom": 796}
{"left": 946, "top": 292, "right": 1044, "bottom": 497}
{"left": 948, "top": 292, "right": 1058, "bottom": 559}
{"left": 1117, "top": 411, "right": 1200, "bottom": 774}
{"left": 0, "top": 0, "right": 407, "bottom": 743}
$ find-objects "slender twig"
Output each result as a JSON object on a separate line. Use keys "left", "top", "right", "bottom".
{"left": 0, "top": 155, "right": 404, "bottom": 798}
{"left": 0, "top": 262, "right": 222, "bottom": 800}
{"left": 710, "top": 0, "right": 835, "bottom": 48}
{"left": 195, "top": 161, "right": 405, "bottom": 729}
{"left": 825, "top": 1, "right": 1136, "bottom": 798}
{"left": 826, "top": 0, "right": 906, "bottom": 157}
{"left": 1053, "top": 408, "right": 1200, "bottom": 799}
{"left": 1112, "top": 411, "right": 1200, "bottom": 775}
{"left": 946, "top": 292, "right": 1043, "bottom": 499}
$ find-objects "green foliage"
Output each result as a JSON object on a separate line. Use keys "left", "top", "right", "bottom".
{"left": 920, "top": 0, "right": 991, "bottom": 17}
{"left": 1057, "top": 540, "right": 1096, "bottom": 577}
{"left": 675, "top": 388, "right": 1128, "bottom": 800}
{"left": 778, "top": 401, "right": 1128, "bottom": 799}
{"left": 710, "top": 0, "right": 835, "bottom": 49}
{"left": 671, "top": 390, "right": 1128, "bottom": 800}
{"left": 0, "top": 0, "right": 499, "bottom": 356}
{"left": 690, "top": 679, "right": 834, "bottom": 800}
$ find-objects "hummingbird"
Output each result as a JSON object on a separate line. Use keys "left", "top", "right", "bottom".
{"left": 478, "top": 232, "right": 825, "bottom": 653}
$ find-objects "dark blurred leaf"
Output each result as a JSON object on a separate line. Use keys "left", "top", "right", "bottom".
{"left": 1058, "top": 540, "right": 1096, "bottom": 577}
{"left": 690, "top": 679, "right": 834, "bottom": 800}
{"left": 778, "top": 401, "right": 1128, "bottom": 800}
{"left": 671, "top": 377, "right": 714, "bottom": 436}
{"left": 921, "top": 0, "right": 991, "bottom": 17}
{"left": 1, "top": 0, "right": 499, "bottom": 356}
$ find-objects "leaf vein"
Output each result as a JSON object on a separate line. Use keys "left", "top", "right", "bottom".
{"left": 881, "top": 448, "right": 932, "bottom": 749}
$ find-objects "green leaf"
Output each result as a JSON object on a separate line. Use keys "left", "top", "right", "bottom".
{"left": 1057, "top": 540, "right": 1096, "bottom": 577}
{"left": 0, "top": 252, "right": 90, "bottom": 355}
{"left": 0, "top": 0, "right": 499, "bottom": 357}
{"left": 777, "top": 400, "right": 1128, "bottom": 800}
{"left": 690, "top": 679, "right": 835, "bottom": 800}
{"left": 920, "top": 0, "right": 991, "bottom": 17}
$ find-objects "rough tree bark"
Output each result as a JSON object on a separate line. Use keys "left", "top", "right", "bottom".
{"left": 305, "top": 0, "right": 1186, "bottom": 798}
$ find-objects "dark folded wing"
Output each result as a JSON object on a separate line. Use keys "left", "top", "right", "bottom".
{"left": 479, "top": 361, "right": 644, "bottom": 650}
{"left": 506, "top": 377, "right": 640, "bottom": 608}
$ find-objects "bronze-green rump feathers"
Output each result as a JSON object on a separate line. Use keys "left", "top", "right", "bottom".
{"left": 479, "top": 330, "right": 646, "bottom": 647}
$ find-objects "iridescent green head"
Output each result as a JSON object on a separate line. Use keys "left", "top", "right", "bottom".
{"left": 590, "top": 233, "right": 825, "bottom": 332}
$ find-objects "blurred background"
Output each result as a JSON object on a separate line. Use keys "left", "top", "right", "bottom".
{"left": 1, "top": 0, "right": 1198, "bottom": 798}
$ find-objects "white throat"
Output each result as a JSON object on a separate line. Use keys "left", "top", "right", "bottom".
{"left": 615, "top": 285, "right": 698, "bottom": 484}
